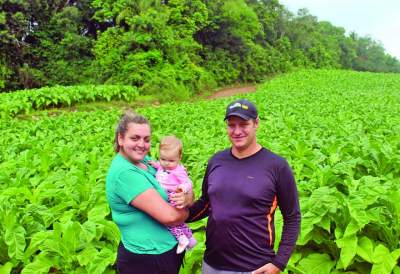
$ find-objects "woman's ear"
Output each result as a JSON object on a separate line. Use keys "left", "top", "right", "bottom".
{"left": 117, "top": 133, "right": 124, "bottom": 147}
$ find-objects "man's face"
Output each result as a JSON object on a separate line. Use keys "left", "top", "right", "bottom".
{"left": 226, "top": 116, "right": 259, "bottom": 151}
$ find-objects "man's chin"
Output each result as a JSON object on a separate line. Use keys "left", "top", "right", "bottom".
{"left": 232, "top": 143, "right": 245, "bottom": 150}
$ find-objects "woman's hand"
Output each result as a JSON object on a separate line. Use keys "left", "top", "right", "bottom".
{"left": 170, "top": 185, "right": 194, "bottom": 209}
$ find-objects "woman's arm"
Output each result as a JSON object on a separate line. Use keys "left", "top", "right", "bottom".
{"left": 131, "top": 188, "right": 189, "bottom": 226}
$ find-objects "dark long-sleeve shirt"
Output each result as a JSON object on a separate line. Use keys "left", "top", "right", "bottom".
{"left": 188, "top": 148, "right": 301, "bottom": 271}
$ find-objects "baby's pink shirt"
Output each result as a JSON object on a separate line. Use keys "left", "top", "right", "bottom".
{"left": 155, "top": 164, "right": 193, "bottom": 193}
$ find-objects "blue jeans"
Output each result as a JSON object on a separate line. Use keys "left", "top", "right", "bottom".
{"left": 202, "top": 260, "right": 252, "bottom": 274}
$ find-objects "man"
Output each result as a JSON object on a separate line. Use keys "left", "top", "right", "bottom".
{"left": 187, "top": 99, "right": 301, "bottom": 274}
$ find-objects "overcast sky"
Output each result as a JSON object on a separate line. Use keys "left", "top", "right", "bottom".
{"left": 279, "top": 0, "right": 400, "bottom": 60}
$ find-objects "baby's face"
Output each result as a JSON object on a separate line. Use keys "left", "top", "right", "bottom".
{"left": 159, "top": 151, "right": 180, "bottom": 170}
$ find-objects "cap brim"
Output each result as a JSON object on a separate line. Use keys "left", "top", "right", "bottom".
{"left": 224, "top": 112, "right": 252, "bottom": 121}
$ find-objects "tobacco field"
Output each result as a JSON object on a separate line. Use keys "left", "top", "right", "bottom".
{"left": 0, "top": 70, "right": 399, "bottom": 273}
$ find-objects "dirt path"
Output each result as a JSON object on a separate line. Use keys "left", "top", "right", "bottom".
{"left": 207, "top": 85, "right": 257, "bottom": 99}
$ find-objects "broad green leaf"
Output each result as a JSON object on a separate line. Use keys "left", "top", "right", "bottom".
{"left": 343, "top": 220, "right": 361, "bottom": 237}
{"left": 336, "top": 234, "right": 357, "bottom": 269}
{"left": 288, "top": 252, "right": 302, "bottom": 265}
{"left": 86, "top": 247, "right": 115, "bottom": 274}
{"left": 76, "top": 245, "right": 98, "bottom": 266}
{"left": 81, "top": 220, "right": 97, "bottom": 244}
{"left": 316, "top": 215, "right": 331, "bottom": 232}
{"left": 371, "top": 263, "right": 395, "bottom": 274}
{"left": 391, "top": 248, "right": 400, "bottom": 261}
{"left": 347, "top": 197, "right": 370, "bottom": 227}
{"left": 371, "top": 244, "right": 396, "bottom": 274}
{"left": 356, "top": 236, "right": 374, "bottom": 263}
{"left": 21, "top": 253, "right": 53, "bottom": 274}
{"left": 24, "top": 231, "right": 52, "bottom": 259}
{"left": 5, "top": 225, "right": 26, "bottom": 260}
{"left": 63, "top": 221, "right": 82, "bottom": 253}
{"left": 373, "top": 244, "right": 392, "bottom": 264}
{"left": 0, "top": 262, "right": 13, "bottom": 274}
{"left": 298, "top": 253, "right": 335, "bottom": 274}
{"left": 334, "top": 226, "right": 343, "bottom": 242}
{"left": 88, "top": 203, "right": 110, "bottom": 222}
{"left": 101, "top": 221, "right": 120, "bottom": 244}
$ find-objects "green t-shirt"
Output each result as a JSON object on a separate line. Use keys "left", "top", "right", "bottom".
{"left": 106, "top": 153, "right": 177, "bottom": 254}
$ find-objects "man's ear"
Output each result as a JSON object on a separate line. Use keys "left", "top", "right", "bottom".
{"left": 254, "top": 117, "right": 260, "bottom": 128}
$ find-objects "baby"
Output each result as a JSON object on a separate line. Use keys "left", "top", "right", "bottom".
{"left": 152, "top": 135, "right": 196, "bottom": 254}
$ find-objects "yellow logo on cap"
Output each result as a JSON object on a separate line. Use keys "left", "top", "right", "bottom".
{"left": 242, "top": 105, "right": 249, "bottom": 110}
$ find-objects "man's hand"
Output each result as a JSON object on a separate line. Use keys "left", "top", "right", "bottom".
{"left": 252, "top": 263, "right": 281, "bottom": 274}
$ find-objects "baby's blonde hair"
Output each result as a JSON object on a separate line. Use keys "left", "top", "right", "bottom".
{"left": 159, "top": 135, "right": 183, "bottom": 157}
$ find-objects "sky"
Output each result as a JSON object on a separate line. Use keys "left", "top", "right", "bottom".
{"left": 279, "top": 0, "right": 400, "bottom": 60}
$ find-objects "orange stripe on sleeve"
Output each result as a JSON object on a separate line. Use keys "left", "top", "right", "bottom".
{"left": 189, "top": 202, "right": 209, "bottom": 221}
{"left": 266, "top": 196, "right": 278, "bottom": 246}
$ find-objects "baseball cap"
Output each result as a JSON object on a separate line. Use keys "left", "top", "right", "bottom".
{"left": 224, "top": 99, "right": 258, "bottom": 120}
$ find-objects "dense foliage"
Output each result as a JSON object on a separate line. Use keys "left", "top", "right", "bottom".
{"left": 1, "top": 0, "right": 399, "bottom": 95}
{"left": 0, "top": 85, "right": 138, "bottom": 118}
{"left": 1, "top": 70, "right": 399, "bottom": 273}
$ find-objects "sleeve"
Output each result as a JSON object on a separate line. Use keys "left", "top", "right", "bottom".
{"left": 171, "top": 165, "right": 193, "bottom": 192}
{"left": 116, "top": 169, "right": 153, "bottom": 204}
{"left": 186, "top": 163, "right": 211, "bottom": 222}
{"left": 271, "top": 161, "right": 301, "bottom": 271}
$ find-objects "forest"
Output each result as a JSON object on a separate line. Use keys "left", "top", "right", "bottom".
{"left": 1, "top": 0, "right": 399, "bottom": 99}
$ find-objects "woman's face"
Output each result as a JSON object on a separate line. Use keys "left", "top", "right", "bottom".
{"left": 118, "top": 122, "right": 151, "bottom": 164}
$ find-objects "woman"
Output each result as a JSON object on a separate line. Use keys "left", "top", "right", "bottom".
{"left": 106, "top": 111, "right": 191, "bottom": 274}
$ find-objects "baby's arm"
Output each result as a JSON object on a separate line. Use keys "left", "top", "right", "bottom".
{"left": 148, "top": 160, "right": 161, "bottom": 170}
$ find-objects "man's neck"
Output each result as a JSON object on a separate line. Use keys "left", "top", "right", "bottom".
{"left": 231, "top": 143, "right": 262, "bottom": 159}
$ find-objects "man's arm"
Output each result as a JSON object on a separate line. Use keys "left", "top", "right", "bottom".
{"left": 271, "top": 162, "right": 301, "bottom": 271}
{"left": 186, "top": 163, "right": 211, "bottom": 222}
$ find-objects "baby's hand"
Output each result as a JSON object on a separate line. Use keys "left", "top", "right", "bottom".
{"left": 148, "top": 160, "right": 159, "bottom": 168}
{"left": 170, "top": 185, "right": 194, "bottom": 209}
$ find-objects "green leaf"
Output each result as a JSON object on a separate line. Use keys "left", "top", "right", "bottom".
{"left": 77, "top": 245, "right": 98, "bottom": 266}
{"left": 317, "top": 215, "right": 331, "bottom": 232}
{"left": 343, "top": 220, "right": 361, "bottom": 237}
{"left": 298, "top": 253, "right": 335, "bottom": 274}
{"left": 373, "top": 244, "right": 392, "bottom": 263}
{"left": 62, "top": 221, "right": 83, "bottom": 252}
{"left": 288, "top": 252, "right": 302, "bottom": 265}
{"left": 5, "top": 225, "right": 26, "bottom": 260}
{"left": 86, "top": 248, "right": 115, "bottom": 274}
{"left": 88, "top": 203, "right": 110, "bottom": 222}
{"left": 371, "top": 244, "right": 396, "bottom": 274}
{"left": 336, "top": 234, "right": 357, "bottom": 269}
{"left": 0, "top": 262, "right": 13, "bottom": 274}
{"left": 21, "top": 253, "right": 53, "bottom": 274}
{"left": 101, "top": 220, "right": 120, "bottom": 244}
{"left": 356, "top": 236, "right": 374, "bottom": 263}
{"left": 25, "top": 231, "right": 52, "bottom": 259}
{"left": 334, "top": 226, "right": 343, "bottom": 240}
{"left": 81, "top": 220, "right": 97, "bottom": 244}
{"left": 392, "top": 248, "right": 400, "bottom": 261}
